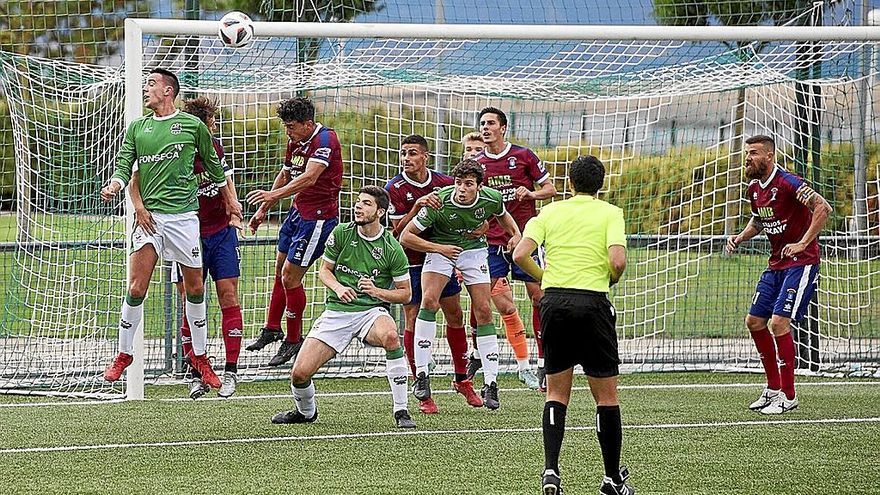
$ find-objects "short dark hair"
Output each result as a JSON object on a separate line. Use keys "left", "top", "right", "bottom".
{"left": 479, "top": 106, "right": 507, "bottom": 127}
{"left": 401, "top": 134, "right": 429, "bottom": 152}
{"left": 745, "top": 134, "right": 775, "bottom": 152}
{"left": 451, "top": 159, "right": 484, "bottom": 185}
{"left": 150, "top": 68, "right": 180, "bottom": 98}
{"left": 277, "top": 97, "right": 315, "bottom": 123}
{"left": 361, "top": 185, "right": 389, "bottom": 213}
{"left": 570, "top": 155, "right": 605, "bottom": 195}
{"left": 182, "top": 96, "right": 218, "bottom": 126}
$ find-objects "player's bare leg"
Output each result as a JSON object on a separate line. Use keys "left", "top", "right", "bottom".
{"left": 247, "top": 250, "right": 287, "bottom": 351}
{"left": 364, "top": 315, "right": 416, "bottom": 428}
{"left": 272, "top": 337, "right": 336, "bottom": 424}
{"left": 268, "top": 260, "right": 308, "bottom": 366}
{"left": 104, "top": 245, "right": 158, "bottom": 382}
{"left": 179, "top": 264, "right": 221, "bottom": 389}
{"left": 215, "top": 277, "right": 242, "bottom": 397}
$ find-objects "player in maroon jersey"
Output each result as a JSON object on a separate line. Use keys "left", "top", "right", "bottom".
{"left": 726, "top": 135, "right": 832, "bottom": 414}
{"left": 245, "top": 97, "right": 344, "bottom": 369}
{"left": 385, "top": 134, "right": 484, "bottom": 413}
{"left": 470, "top": 107, "right": 557, "bottom": 391}
{"left": 129, "top": 96, "right": 245, "bottom": 398}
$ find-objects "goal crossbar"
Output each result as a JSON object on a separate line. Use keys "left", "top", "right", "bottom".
{"left": 125, "top": 19, "right": 880, "bottom": 42}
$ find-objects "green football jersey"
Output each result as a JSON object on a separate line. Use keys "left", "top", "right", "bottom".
{"left": 321, "top": 222, "right": 410, "bottom": 312}
{"left": 411, "top": 185, "right": 506, "bottom": 251}
{"left": 111, "top": 111, "right": 226, "bottom": 214}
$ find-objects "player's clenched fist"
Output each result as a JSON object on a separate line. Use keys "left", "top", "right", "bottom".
{"left": 437, "top": 244, "right": 462, "bottom": 261}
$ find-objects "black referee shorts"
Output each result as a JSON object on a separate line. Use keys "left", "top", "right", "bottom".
{"left": 540, "top": 287, "right": 620, "bottom": 378}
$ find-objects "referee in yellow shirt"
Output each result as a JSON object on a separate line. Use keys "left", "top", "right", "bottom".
{"left": 513, "top": 155, "right": 632, "bottom": 495}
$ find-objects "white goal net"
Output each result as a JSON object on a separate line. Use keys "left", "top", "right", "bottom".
{"left": 1, "top": 19, "right": 879, "bottom": 398}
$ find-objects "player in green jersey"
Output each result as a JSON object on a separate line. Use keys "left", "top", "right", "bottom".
{"left": 400, "top": 159, "right": 522, "bottom": 410}
{"left": 271, "top": 186, "right": 417, "bottom": 428}
{"left": 100, "top": 68, "right": 240, "bottom": 389}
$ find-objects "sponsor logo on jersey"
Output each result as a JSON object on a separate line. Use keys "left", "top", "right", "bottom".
{"left": 508, "top": 157, "right": 517, "bottom": 169}
{"left": 371, "top": 247, "right": 383, "bottom": 260}
{"left": 475, "top": 207, "right": 485, "bottom": 219}
{"left": 140, "top": 143, "right": 185, "bottom": 164}
{"left": 170, "top": 122, "right": 182, "bottom": 135}
{"left": 757, "top": 206, "right": 774, "bottom": 218}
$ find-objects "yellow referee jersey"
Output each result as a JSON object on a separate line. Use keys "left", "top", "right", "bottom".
{"left": 522, "top": 194, "right": 626, "bottom": 292}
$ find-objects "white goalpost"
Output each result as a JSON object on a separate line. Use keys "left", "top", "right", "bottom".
{"left": 1, "top": 18, "right": 878, "bottom": 399}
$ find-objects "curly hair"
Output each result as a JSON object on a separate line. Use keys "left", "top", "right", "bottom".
{"left": 451, "top": 158, "right": 484, "bottom": 185}
{"left": 182, "top": 96, "right": 218, "bottom": 126}
{"left": 569, "top": 155, "right": 605, "bottom": 195}
{"left": 277, "top": 97, "right": 315, "bottom": 123}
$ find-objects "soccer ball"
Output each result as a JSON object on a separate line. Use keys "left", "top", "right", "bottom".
{"left": 218, "top": 11, "right": 254, "bottom": 48}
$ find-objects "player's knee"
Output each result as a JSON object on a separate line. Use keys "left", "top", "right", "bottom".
{"left": 768, "top": 315, "right": 791, "bottom": 336}
{"left": 420, "top": 298, "right": 441, "bottom": 312}
{"left": 217, "top": 290, "right": 238, "bottom": 308}
{"left": 444, "top": 307, "right": 464, "bottom": 327}
{"left": 472, "top": 303, "right": 493, "bottom": 324}
{"left": 745, "top": 314, "right": 766, "bottom": 332}
{"left": 290, "top": 363, "right": 312, "bottom": 385}
{"left": 380, "top": 328, "right": 401, "bottom": 351}
{"left": 128, "top": 285, "right": 148, "bottom": 300}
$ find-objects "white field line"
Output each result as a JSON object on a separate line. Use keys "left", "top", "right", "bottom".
{"left": 3, "top": 381, "right": 880, "bottom": 408}
{"left": 2, "top": 416, "right": 879, "bottom": 455}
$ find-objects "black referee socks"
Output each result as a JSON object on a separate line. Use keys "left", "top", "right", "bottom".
{"left": 596, "top": 405, "right": 623, "bottom": 484}
{"left": 542, "top": 400, "right": 567, "bottom": 473}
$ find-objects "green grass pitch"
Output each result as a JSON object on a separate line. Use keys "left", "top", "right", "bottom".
{"left": 1, "top": 372, "right": 879, "bottom": 494}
